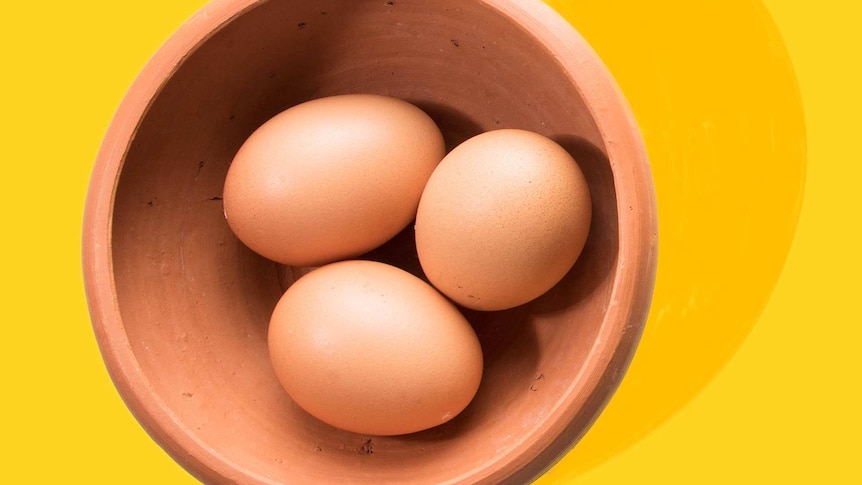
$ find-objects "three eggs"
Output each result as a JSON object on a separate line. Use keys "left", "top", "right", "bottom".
{"left": 223, "top": 94, "right": 591, "bottom": 436}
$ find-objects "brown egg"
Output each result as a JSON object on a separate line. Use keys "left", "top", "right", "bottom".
{"left": 415, "top": 129, "right": 592, "bottom": 311}
{"left": 223, "top": 94, "right": 445, "bottom": 266}
{"left": 267, "top": 260, "right": 483, "bottom": 436}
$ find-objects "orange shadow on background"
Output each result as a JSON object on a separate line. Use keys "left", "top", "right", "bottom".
{"left": 536, "top": 0, "right": 806, "bottom": 481}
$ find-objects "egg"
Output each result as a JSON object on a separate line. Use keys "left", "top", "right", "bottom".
{"left": 267, "top": 260, "right": 484, "bottom": 436}
{"left": 415, "top": 129, "right": 592, "bottom": 311}
{"left": 223, "top": 94, "right": 445, "bottom": 266}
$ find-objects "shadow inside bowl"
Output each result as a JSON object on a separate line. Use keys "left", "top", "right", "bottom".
{"left": 532, "top": 135, "right": 620, "bottom": 315}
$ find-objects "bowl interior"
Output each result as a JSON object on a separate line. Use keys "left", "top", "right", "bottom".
{"left": 106, "top": 0, "right": 625, "bottom": 483}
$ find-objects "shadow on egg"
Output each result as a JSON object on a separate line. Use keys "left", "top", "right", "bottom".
{"left": 531, "top": 135, "right": 620, "bottom": 315}
{"left": 388, "top": 303, "right": 539, "bottom": 443}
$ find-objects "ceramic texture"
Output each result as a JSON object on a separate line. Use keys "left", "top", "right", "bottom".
{"left": 82, "top": 0, "right": 657, "bottom": 483}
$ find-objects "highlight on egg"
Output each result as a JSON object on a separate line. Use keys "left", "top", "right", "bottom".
{"left": 222, "top": 94, "right": 445, "bottom": 267}
{"left": 415, "top": 129, "right": 592, "bottom": 311}
{"left": 267, "top": 260, "right": 484, "bottom": 436}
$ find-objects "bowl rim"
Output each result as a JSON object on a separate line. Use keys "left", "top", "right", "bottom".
{"left": 82, "top": 0, "right": 658, "bottom": 483}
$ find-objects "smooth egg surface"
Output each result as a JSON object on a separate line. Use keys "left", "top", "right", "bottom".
{"left": 267, "top": 260, "right": 484, "bottom": 436}
{"left": 415, "top": 129, "right": 592, "bottom": 311}
{"left": 223, "top": 94, "right": 445, "bottom": 266}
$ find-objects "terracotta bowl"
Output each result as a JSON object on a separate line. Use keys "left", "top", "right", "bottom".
{"left": 82, "top": 0, "right": 657, "bottom": 483}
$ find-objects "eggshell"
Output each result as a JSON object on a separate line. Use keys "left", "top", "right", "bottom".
{"left": 415, "top": 129, "right": 592, "bottom": 311}
{"left": 223, "top": 94, "right": 445, "bottom": 266}
{"left": 267, "top": 260, "right": 483, "bottom": 436}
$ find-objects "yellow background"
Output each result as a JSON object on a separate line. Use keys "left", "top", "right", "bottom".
{"left": 2, "top": 1, "right": 859, "bottom": 483}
